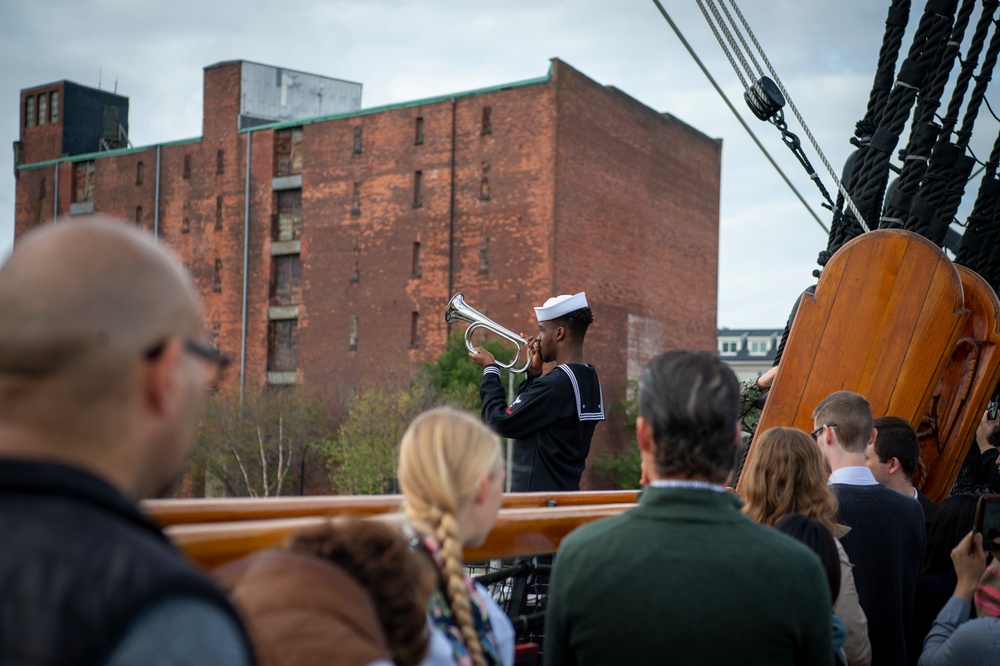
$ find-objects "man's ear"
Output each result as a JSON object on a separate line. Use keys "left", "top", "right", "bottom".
{"left": 887, "top": 457, "right": 902, "bottom": 475}
{"left": 869, "top": 427, "right": 878, "bottom": 449}
{"left": 144, "top": 338, "right": 183, "bottom": 417}
{"left": 554, "top": 325, "right": 567, "bottom": 342}
{"left": 474, "top": 470, "right": 490, "bottom": 504}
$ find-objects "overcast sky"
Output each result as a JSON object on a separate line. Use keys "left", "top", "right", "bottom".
{"left": 3, "top": 0, "right": 990, "bottom": 328}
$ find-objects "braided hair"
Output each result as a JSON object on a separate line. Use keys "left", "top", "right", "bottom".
{"left": 398, "top": 407, "right": 502, "bottom": 666}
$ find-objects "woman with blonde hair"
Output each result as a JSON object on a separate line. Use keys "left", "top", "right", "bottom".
{"left": 741, "top": 426, "right": 872, "bottom": 666}
{"left": 398, "top": 407, "right": 514, "bottom": 666}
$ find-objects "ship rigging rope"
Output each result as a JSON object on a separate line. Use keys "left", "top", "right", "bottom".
{"left": 650, "top": 0, "right": 830, "bottom": 233}
{"left": 695, "top": 0, "right": 871, "bottom": 232}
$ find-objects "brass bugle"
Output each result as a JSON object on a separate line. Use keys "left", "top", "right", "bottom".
{"left": 444, "top": 292, "right": 532, "bottom": 374}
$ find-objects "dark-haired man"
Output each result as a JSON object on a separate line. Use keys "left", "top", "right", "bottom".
{"left": 867, "top": 416, "right": 937, "bottom": 529}
{"left": 471, "top": 292, "right": 603, "bottom": 492}
{"left": 814, "top": 391, "right": 925, "bottom": 666}
{"left": 543, "top": 351, "right": 832, "bottom": 665}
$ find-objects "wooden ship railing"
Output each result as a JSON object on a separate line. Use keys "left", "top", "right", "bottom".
{"left": 153, "top": 491, "right": 639, "bottom": 570}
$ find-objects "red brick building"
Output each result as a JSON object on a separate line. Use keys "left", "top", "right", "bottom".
{"left": 13, "top": 59, "right": 721, "bottom": 482}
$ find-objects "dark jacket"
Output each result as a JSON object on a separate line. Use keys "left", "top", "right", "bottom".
{"left": 0, "top": 459, "right": 250, "bottom": 666}
{"left": 544, "top": 486, "right": 834, "bottom": 666}
{"left": 481, "top": 363, "right": 603, "bottom": 491}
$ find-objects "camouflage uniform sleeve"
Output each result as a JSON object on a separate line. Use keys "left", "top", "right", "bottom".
{"left": 738, "top": 376, "right": 768, "bottom": 436}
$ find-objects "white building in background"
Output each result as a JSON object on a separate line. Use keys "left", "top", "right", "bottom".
{"left": 718, "top": 328, "right": 782, "bottom": 381}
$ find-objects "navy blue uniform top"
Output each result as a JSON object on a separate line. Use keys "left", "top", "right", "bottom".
{"left": 480, "top": 363, "right": 604, "bottom": 492}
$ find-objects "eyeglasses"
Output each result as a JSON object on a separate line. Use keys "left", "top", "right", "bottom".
{"left": 811, "top": 423, "right": 837, "bottom": 440}
{"left": 145, "top": 338, "right": 231, "bottom": 389}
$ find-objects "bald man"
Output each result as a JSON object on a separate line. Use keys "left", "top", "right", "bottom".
{"left": 0, "top": 219, "right": 252, "bottom": 665}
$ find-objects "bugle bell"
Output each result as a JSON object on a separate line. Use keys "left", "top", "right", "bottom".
{"left": 444, "top": 292, "right": 533, "bottom": 374}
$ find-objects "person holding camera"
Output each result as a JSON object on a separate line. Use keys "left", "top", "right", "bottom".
{"left": 917, "top": 529, "right": 1000, "bottom": 665}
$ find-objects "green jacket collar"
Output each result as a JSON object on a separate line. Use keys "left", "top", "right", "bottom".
{"left": 633, "top": 485, "right": 746, "bottom": 523}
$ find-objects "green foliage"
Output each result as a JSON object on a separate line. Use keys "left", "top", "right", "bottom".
{"left": 589, "top": 379, "right": 641, "bottom": 489}
{"left": 322, "top": 385, "right": 429, "bottom": 495}
{"left": 193, "top": 387, "right": 335, "bottom": 497}
{"left": 418, "top": 332, "right": 515, "bottom": 411}
{"left": 589, "top": 446, "right": 642, "bottom": 490}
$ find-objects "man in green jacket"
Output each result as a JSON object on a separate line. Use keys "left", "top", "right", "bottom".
{"left": 544, "top": 350, "right": 833, "bottom": 666}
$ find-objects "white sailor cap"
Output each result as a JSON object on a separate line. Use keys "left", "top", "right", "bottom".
{"left": 534, "top": 292, "right": 589, "bottom": 322}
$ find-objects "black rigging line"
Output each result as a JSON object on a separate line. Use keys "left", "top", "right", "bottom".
{"left": 650, "top": 0, "right": 829, "bottom": 234}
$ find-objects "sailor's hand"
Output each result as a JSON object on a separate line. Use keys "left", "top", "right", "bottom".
{"left": 523, "top": 335, "right": 543, "bottom": 378}
{"left": 469, "top": 346, "right": 496, "bottom": 369}
{"left": 756, "top": 365, "right": 779, "bottom": 389}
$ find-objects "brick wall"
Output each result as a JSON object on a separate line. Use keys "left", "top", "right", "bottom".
{"left": 12, "top": 59, "right": 721, "bottom": 489}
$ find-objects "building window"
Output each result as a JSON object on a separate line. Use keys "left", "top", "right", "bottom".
{"left": 135, "top": 206, "right": 143, "bottom": 226}
{"left": 481, "top": 106, "right": 492, "bottom": 135}
{"left": 415, "top": 117, "right": 424, "bottom": 145}
{"left": 348, "top": 315, "right": 359, "bottom": 350}
{"left": 182, "top": 201, "right": 190, "bottom": 233}
{"left": 413, "top": 171, "right": 423, "bottom": 208}
{"left": 719, "top": 340, "right": 740, "bottom": 355}
{"left": 748, "top": 340, "right": 769, "bottom": 355}
{"left": 136, "top": 161, "right": 144, "bottom": 185}
{"left": 211, "top": 322, "right": 220, "bottom": 352}
{"left": 216, "top": 149, "right": 225, "bottom": 174}
{"left": 183, "top": 154, "right": 191, "bottom": 179}
{"left": 479, "top": 161, "right": 491, "bottom": 200}
{"left": 271, "top": 254, "right": 301, "bottom": 306}
{"left": 353, "top": 126, "right": 363, "bottom": 154}
{"left": 25, "top": 96, "right": 35, "bottom": 128}
{"left": 50, "top": 91, "right": 58, "bottom": 124}
{"left": 38, "top": 94, "right": 47, "bottom": 126}
{"left": 410, "top": 312, "right": 420, "bottom": 348}
{"left": 411, "top": 242, "right": 421, "bottom": 278}
{"left": 275, "top": 127, "right": 303, "bottom": 176}
{"left": 275, "top": 189, "right": 302, "bottom": 241}
{"left": 213, "top": 259, "right": 222, "bottom": 292}
{"left": 73, "top": 161, "right": 95, "bottom": 203}
{"left": 350, "top": 246, "right": 361, "bottom": 283}
{"left": 39, "top": 176, "right": 46, "bottom": 200}
{"left": 215, "top": 196, "right": 224, "bottom": 230}
{"left": 351, "top": 181, "right": 361, "bottom": 215}
{"left": 268, "top": 319, "right": 298, "bottom": 371}
{"left": 479, "top": 236, "right": 490, "bottom": 274}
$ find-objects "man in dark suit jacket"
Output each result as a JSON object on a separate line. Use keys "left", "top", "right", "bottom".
{"left": 815, "top": 392, "right": 926, "bottom": 666}
{"left": 544, "top": 351, "right": 832, "bottom": 666}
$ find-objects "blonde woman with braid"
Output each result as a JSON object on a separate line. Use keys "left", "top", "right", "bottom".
{"left": 398, "top": 407, "right": 515, "bottom": 666}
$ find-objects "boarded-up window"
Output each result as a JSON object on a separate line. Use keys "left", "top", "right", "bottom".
{"left": 271, "top": 254, "right": 301, "bottom": 306}
{"left": 73, "top": 161, "right": 95, "bottom": 203}
{"left": 350, "top": 246, "right": 360, "bottom": 283}
{"left": 39, "top": 176, "right": 46, "bottom": 200}
{"left": 351, "top": 181, "right": 361, "bottom": 215}
{"left": 268, "top": 320, "right": 298, "bottom": 371}
{"left": 353, "top": 126, "right": 363, "bottom": 154}
{"left": 415, "top": 117, "right": 424, "bottom": 145}
{"left": 413, "top": 171, "right": 423, "bottom": 208}
{"left": 216, "top": 149, "right": 225, "bottom": 174}
{"left": 25, "top": 96, "right": 35, "bottom": 128}
{"left": 50, "top": 91, "right": 59, "bottom": 124}
{"left": 481, "top": 107, "right": 492, "bottom": 135}
{"left": 215, "top": 196, "right": 224, "bottom": 230}
{"left": 349, "top": 315, "right": 358, "bottom": 350}
{"left": 410, "top": 312, "right": 420, "bottom": 347}
{"left": 479, "top": 236, "right": 490, "bottom": 274}
{"left": 213, "top": 259, "right": 222, "bottom": 292}
{"left": 135, "top": 206, "right": 143, "bottom": 226}
{"left": 38, "top": 94, "right": 47, "bottom": 126}
{"left": 183, "top": 154, "right": 191, "bottom": 179}
{"left": 275, "top": 127, "right": 303, "bottom": 177}
{"left": 211, "top": 322, "right": 220, "bottom": 351}
{"left": 480, "top": 161, "right": 490, "bottom": 200}
{"left": 182, "top": 201, "right": 190, "bottom": 233}
{"left": 411, "top": 242, "right": 421, "bottom": 277}
{"left": 136, "top": 161, "right": 144, "bottom": 185}
{"left": 276, "top": 189, "right": 302, "bottom": 241}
